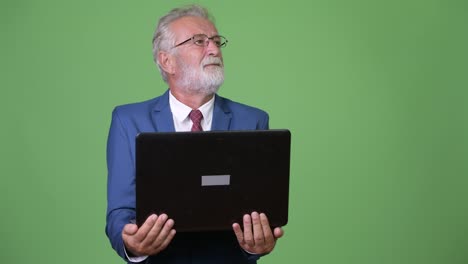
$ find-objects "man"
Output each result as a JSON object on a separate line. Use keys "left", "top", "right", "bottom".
{"left": 106, "top": 5, "right": 283, "bottom": 263}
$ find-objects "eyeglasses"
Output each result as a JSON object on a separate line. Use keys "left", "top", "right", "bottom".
{"left": 174, "top": 34, "right": 228, "bottom": 48}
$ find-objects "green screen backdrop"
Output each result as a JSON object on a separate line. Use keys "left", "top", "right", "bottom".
{"left": 1, "top": 0, "right": 467, "bottom": 263}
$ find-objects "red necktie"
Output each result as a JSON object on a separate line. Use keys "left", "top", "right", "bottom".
{"left": 189, "top": 110, "right": 203, "bottom": 132}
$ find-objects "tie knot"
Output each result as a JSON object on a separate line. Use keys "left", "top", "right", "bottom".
{"left": 189, "top": 109, "right": 203, "bottom": 131}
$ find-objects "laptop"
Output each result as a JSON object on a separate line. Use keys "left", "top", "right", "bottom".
{"left": 135, "top": 129, "right": 291, "bottom": 232}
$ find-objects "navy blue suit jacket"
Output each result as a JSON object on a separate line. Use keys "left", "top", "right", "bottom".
{"left": 106, "top": 90, "right": 269, "bottom": 264}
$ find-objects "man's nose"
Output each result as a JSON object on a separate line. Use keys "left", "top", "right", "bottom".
{"left": 206, "top": 40, "right": 221, "bottom": 56}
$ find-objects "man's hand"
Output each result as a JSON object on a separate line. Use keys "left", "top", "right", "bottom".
{"left": 232, "top": 212, "right": 284, "bottom": 255}
{"left": 122, "top": 214, "right": 176, "bottom": 257}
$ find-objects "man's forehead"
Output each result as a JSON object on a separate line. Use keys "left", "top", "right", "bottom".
{"left": 170, "top": 16, "right": 218, "bottom": 38}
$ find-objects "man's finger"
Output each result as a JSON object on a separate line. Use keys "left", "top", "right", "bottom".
{"left": 251, "top": 212, "right": 265, "bottom": 245}
{"left": 122, "top": 223, "right": 138, "bottom": 236}
{"left": 133, "top": 214, "right": 157, "bottom": 242}
{"left": 156, "top": 229, "right": 177, "bottom": 253}
{"left": 145, "top": 214, "right": 168, "bottom": 243}
{"left": 151, "top": 218, "right": 175, "bottom": 248}
{"left": 232, "top": 223, "right": 244, "bottom": 244}
{"left": 243, "top": 214, "right": 254, "bottom": 246}
{"left": 259, "top": 213, "right": 274, "bottom": 245}
{"left": 274, "top": 227, "right": 284, "bottom": 239}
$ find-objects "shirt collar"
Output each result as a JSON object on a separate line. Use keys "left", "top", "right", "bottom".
{"left": 169, "top": 91, "right": 215, "bottom": 123}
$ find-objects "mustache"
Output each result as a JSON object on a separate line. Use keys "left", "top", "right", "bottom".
{"left": 202, "top": 57, "right": 223, "bottom": 67}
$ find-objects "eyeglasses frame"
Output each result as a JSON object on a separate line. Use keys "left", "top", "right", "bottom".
{"left": 173, "top": 34, "right": 228, "bottom": 48}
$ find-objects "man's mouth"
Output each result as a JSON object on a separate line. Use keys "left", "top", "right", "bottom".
{"left": 204, "top": 63, "right": 222, "bottom": 68}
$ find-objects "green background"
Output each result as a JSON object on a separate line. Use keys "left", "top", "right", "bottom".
{"left": 1, "top": 0, "right": 467, "bottom": 263}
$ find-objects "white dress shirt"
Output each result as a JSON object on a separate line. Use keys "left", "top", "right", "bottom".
{"left": 169, "top": 91, "right": 215, "bottom": 132}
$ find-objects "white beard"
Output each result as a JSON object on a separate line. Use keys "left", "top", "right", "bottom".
{"left": 176, "top": 56, "right": 225, "bottom": 96}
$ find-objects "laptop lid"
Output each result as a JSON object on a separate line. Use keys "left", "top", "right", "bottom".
{"left": 135, "top": 129, "right": 291, "bottom": 232}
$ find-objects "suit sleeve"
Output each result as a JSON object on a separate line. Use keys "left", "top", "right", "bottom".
{"left": 257, "top": 111, "right": 270, "bottom": 130}
{"left": 105, "top": 108, "right": 136, "bottom": 261}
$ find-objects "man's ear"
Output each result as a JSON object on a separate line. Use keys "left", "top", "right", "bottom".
{"left": 158, "top": 51, "right": 175, "bottom": 75}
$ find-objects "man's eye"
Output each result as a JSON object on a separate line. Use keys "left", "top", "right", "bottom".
{"left": 194, "top": 39, "right": 205, "bottom": 45}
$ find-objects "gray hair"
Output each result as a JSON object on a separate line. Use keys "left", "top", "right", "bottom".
{"left": 152, "top": 5, "right": 215, "bottom": 83}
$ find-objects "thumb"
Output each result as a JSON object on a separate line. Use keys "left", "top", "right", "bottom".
{"left": 123, "top": 223, "right": 138, "bottom": 236}
{"left": 273, "top": 227, "right": 284, "bottom": 239}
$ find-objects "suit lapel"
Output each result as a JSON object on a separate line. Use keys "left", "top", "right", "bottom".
{"left": 151, "top": 90, "right": 176, "bottom": 132}
{"left": 211, "top": 94, "right": 232, "bottom": 131}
